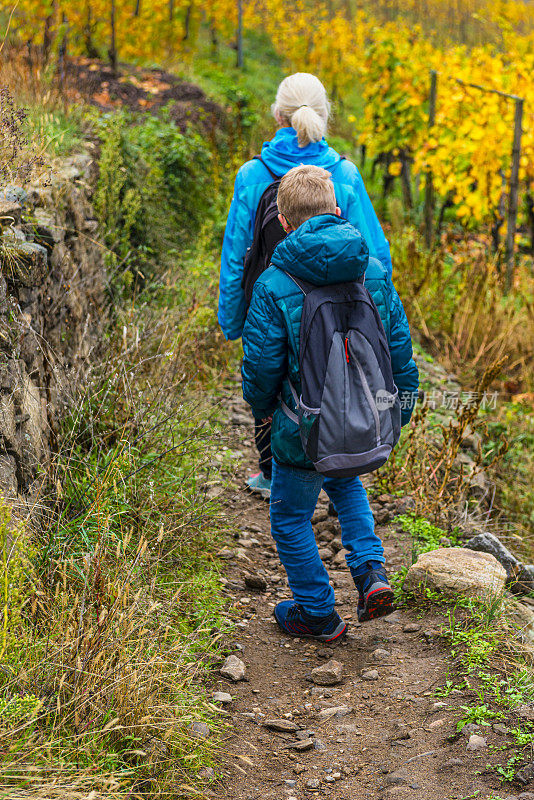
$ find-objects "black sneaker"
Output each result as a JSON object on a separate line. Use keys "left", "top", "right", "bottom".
{"left": 351, "top": 564, "right": 395, "bottom": 622}
{"left": 274, "top": 601, "right": 347, "bottom": 642}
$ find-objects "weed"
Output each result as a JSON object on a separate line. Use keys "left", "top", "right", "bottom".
{"left": 456, "top": 703, "right": 504, "bottom": 731}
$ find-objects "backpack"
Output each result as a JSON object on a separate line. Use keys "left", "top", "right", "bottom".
{"left": 242, "top": 156, "right": 347, "bottom": 308}
{"left": 242, "top": 157, "right": 285, "bottom": 309}
{"left": 281, "top": 275, "right": 401, "bottom": 478}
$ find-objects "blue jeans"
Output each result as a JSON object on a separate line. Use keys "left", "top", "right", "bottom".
{"left": 270, "top": 460, "right": 385, "bottom": 616}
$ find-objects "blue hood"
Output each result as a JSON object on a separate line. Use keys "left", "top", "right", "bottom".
{"left": 271, "top": 215, "right": 369, "bottom": 286}
{"left": 260, "top": 127, "right": 342, "bottom": 176}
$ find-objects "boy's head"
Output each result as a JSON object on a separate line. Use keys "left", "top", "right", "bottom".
{"left": 277, "top": 164, "right": 341, "bottom": 232}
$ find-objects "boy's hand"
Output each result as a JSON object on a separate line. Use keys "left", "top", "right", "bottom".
{"left": 262, "top": 416, "right": 272, "bottom": 423}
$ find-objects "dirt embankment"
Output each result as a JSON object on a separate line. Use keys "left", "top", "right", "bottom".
{"left": 63, "top": 58, "right": 224, "bottom": 131}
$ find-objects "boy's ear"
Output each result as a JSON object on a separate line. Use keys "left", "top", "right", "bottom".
{"left": 278, "top": 213, "right": 293, "bottom": 233}
{"left": 335, "top": 206, "right": 341, "bottom": 217}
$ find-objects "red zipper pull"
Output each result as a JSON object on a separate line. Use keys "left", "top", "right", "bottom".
{"left": 345, "top": 336, "right": 350, "bottom": 364}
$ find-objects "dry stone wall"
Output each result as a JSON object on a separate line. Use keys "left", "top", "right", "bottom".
{"left": 0, "top": 152, "right": 106, "bottom": 517}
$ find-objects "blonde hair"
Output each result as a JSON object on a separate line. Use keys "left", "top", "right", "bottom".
{"left": 272, "top": 73, "right": 330, "bottom": 147}
{"left": 277, "top": 165, "right": 336, "bottom": 229}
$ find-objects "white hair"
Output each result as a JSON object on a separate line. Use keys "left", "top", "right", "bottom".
{"left": 272, "top": 73, "right": 330, "bottom": 148}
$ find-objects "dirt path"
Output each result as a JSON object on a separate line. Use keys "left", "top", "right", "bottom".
{"left": 209, "top": 382, "right": 518, "bottom": 800}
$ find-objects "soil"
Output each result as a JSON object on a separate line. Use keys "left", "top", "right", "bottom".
{"left": 207, "top": 380, "right": 526, "bottom": 800}
{"left": 62, "top": 57, "right": 223, "bottom": 130}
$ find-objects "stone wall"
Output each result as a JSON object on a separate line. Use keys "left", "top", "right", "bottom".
{"left": 0, "top": 153, "right": 106, "bottom": 516}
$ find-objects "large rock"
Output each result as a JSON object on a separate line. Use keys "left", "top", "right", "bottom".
{"left": 404, "top": 547, "right": 507, "bottom": 600}
{"left": 465, "top": 532, "right": 534, "bottom": 594}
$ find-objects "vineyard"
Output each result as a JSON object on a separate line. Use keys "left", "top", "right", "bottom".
{"left": 6, "top": 0, "right": 534, "bottom": 282}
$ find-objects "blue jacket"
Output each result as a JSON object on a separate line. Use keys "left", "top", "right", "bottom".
{"left": 219, "top": 127, "right": 392, "bottom": 340}
{"left": 241, "top": 215, "right": 419, "bottom": 470}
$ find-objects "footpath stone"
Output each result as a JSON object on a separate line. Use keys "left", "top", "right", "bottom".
{"left": 220, "top": 654, "right": 246, "bottom": 681}
{"left": 516, "top": 762, "right": 534, "bottom": 785}
{"left": 244, "top": 574, "right": 267, "bottom": 592}
{"left": 467, "top": 734, "right": 487, "bottom": 750}
{"left": 361, "top": 668, "right": 379, "bottom": 681}
{"left": 318, "top": 705, "right": 352, "bottom": 720}
{"left": 371, "top": 648, "right": 391, "bottom": 661}
{"left": 402, "top": 622, "right": 421, "bottom": 633}
{"left": 311, "top": 659, "right": 344, "bottom": 686}
{"left": 212, "top": 691, "right": 233, "bottom": 704}
{"left": 190, "top": 721, "right": 210, "bottom": 739}
{"left": 404, "top": 547, "right": 507, "bottom": 600}
{"left": 263, "top": 718, "right": 299, "bottom": 732}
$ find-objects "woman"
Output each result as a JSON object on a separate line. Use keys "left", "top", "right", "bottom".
{"left": 219, "top": 72, "right": 392, "bottom": 496}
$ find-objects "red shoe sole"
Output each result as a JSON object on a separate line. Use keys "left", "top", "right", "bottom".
{"left": 359, "top": 587, "right": 395, "bottom": 622}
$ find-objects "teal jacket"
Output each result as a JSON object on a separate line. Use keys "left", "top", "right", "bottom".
{"left": 219, "top": 127, "right": 392, "bottom": 341}
{"left": 241, "top": 215, "right": 419, "bottom": 470}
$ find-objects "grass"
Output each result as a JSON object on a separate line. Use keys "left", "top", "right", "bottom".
{"left": 0, "top": 70, "right": 245, "bottom": 796}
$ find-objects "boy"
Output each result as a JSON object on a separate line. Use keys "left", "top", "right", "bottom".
{"left": 241, "top": 165, "right": 419, "bottom": 642}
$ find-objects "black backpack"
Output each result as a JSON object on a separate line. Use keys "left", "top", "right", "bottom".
{"left": 242, "top": 157, "right": 284, "bottom": 308}
{"left": 281, "top": 273, "right": 401, "bottom": 478}
{"left": 241, "top": 156, "right": 347, "bottom": 308}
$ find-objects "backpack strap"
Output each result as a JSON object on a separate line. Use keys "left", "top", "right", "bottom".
{"left": 253, "top": 155, "right": 281, "bottom": 181}
{"left": 283, "top": 270, "right": 313, "bottom": 295}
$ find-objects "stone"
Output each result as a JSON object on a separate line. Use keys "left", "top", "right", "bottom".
{"left": 199, "top": 766, "right": 215, "bottom": 780}
{"left": 263, "top": 718, "right": 299, "bottom": 732}
{"left": 402, "top": 623, "right": 421, "bottom": 633}
{"left": 212, "top": 691, "right": 233, "bottom": 704}
{"left": 518, "top": 793, "right": 534, "bottom": 799}
{"left": 384, "top": 768, "right": 409, "bottom": 786}
{"left": 517, "top": 705, "right": 534, "bottom": 722}
{"left": 516, "top": 763, "right": 534, "bottom": 786}
{"left": 466, "top": 734, "right": 487, "bottom": 751}
{"left": 220, "top": 655, "right": 246, "bottom": 681}
{"left": 311, "top": 659, "right": 343, "bottom": 686}
{"left": 442, "top": 758, "right": 464, "bottom": 768}
{"left": 284, "top": 779, "right": 297, "bottom": 787}
{"left": 32, "top": 208, "right": 64, "bottom": 245}
{"left": 493, "top": 723, "right": 508, "bottom": 735}
{"left": 318, "top": 705, "right": 352, "bottom": 720}
{"left": 8, "top": 241, "right": 48, "bottom": 287}
{"left": 371, "top": 648, "right": 391, "bottom": 661}
{"left": 244, "top": 574, "right": 267, "bottom": 592}
{"left": 361, "top": 669, "right": 379, "bottom": 681}
{"left": 314, "top": 738, "right": 327, "bottom": 751}
{"left": 0, "top": 200, "right": 22, "bottom": 227}
{"left": 465, "top": 532, "right": 520, "bottom": 582}
{"left": 427, "top": 718, "right": 446, "bottom": 730}
{"left": 318, "top": 546, "right": 334, "bottom": 560}
{"left": 392, "top": 722, "right": 411, "bottom": 740}
{"left": 404, "top": 547, "right": 507, "bottom": 600}
{"left": 306, "top": 778, "right": 321, "bottom": 789}
{"left": 189, "top": 721, "right": 210, "bottom": 739}
{"left": 296, "top": 729, "right": 314, "bottom": 740}
{"left": 285, "top": 738, "right": 314, "bottom": 751}
{"left": 294, "top": 763, "right": 306, "bottom": 774}
{"left": 333, "top": 549, "right": 348, "bottom": 566}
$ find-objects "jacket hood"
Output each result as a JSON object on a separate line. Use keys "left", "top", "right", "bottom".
{"left": 260, "top": 127, "right": 341, "bottom": 176}
{"left": 271, "top": 215, "right": 369, "bottom": 285}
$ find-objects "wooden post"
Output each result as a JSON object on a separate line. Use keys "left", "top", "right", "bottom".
{"left": 424, "top": 69, "right": 437, "bottom": 249}
{"left": 505, "top": 96, "right": 524, "bottom": 292}
{"left": 109, "top": 0, "right": 117, "bottom": 75}
{"left": 236, "top": 0, "right": 243, "bottom": 68}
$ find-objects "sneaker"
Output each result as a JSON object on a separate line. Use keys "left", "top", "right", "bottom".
{"left": 274, "top": 600, "right": 347, "bottom": 642}
{"left": 246, "top": 472, "right": 271, "bottom": 501}
{"left": 351, "top": 563, "right": 395, "bottom": 622}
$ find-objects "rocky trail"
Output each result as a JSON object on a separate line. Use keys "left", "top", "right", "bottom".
{"left": 204, "top": 378, "right": 531, "bottom": 800}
